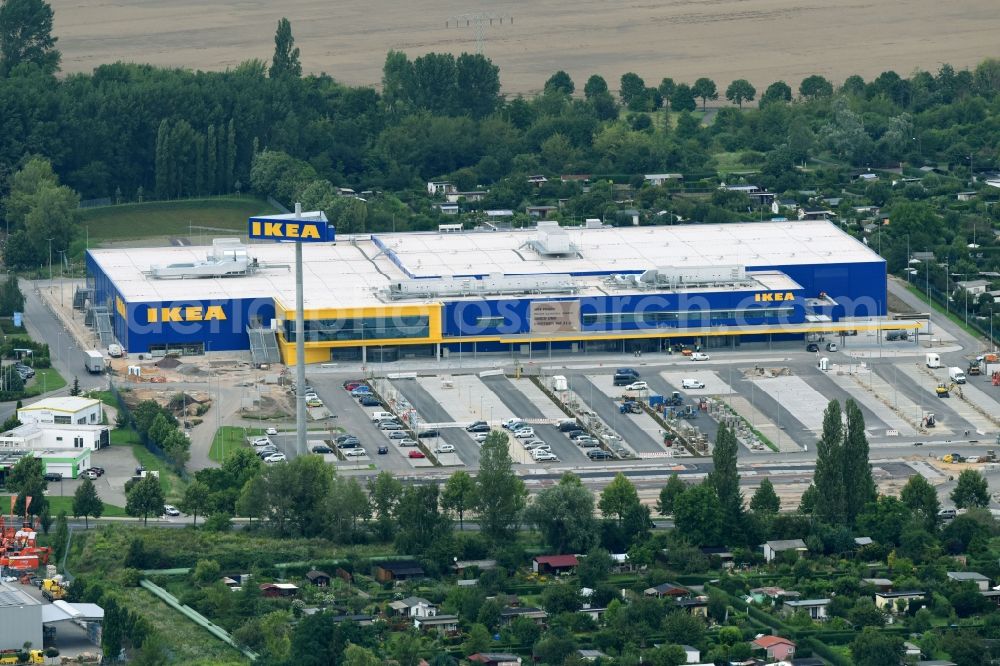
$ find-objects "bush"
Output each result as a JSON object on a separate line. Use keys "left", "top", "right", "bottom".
{"left": 204, "top": 513, "right": 232, "bottom": 532}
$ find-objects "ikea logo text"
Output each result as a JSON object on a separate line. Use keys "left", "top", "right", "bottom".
{"left": 250, "top": 220, "right": 321, "bottom": 240}
{"left": 754, "top": 292, "right": 795, "bottom": 302}
{"left": 147, "top": 306, "right": 226, "bottom": 323}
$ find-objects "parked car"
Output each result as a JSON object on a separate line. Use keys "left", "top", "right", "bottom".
{"left": 252, "top": 437, "right": 272, "bottom": 447}
{"left": 311, "top": 444, "right": 333, "bottom": 454}
{"left": 342, "top": 379, "right": 365, "bottom": 388}
{"left": 568, "top": 431, "right": 592, "bottom": 441}
{"left": 408, "top": 450, "right": 426, "bottom": 459}
{"left": 806, "top": 343, "right": 819, "bottom": 352}
{"left": 265, "top": 427, "right": 278, "bottom": 436}
{"left": 263, "top": 453, "right": 287, "bottom": 463}
{"left": 306, "top": 398, "right": 324, "bottom": 408}
{"left": 513, "top": 427, "right": 535, "bottom": 439}
{"left": 163, "top": 504, "right": 181, "bottom": 516}
{"left": 557, "top": 420, "right": 581, "bottom": 432}
{"left": 564, "top": 429, "right": 585, "bottom": 439}
{"left": 522, "top": 439, "right": 547, "bottom": 449}
{"left": 626, "top": 381, "right": 649, "bottom": 391}
{"left": 336, "top": 441, "right": 361, "bottom": 449}
{"left": 826, "top": 342, "right": 839, "bottom": 352}
{"left": 938, "top": 508, "right": 957, "bottom": 520}
{"left": 465, "top": 421, "right": 489, "bottom": 432}
{"left": 43, "top": 472, "right": 62, "bottom": 482}
{"left": 691, "top": 352, "right": 710, "bottom": 361}
{"left": 531, "top": 450, "right": 558, "bottom": 462}
{"left": 417, "top": 429, "right": 440, "bottom": 438}
{"left": 681, "top": 378, "right": 705, "bottom": 389}
{"left": 377, "top": 445, "right": 389, "bottom": 455}
{"left": 358, "top": 395, "right": 381, "bottom": 406}
{"left": 379, "top": 421, "right": 404, "bottom": 430}
{"left": 257, "top": 447, "right": 279, "bottom": 458}
{"left": 344, "top": 448, "right": 366, "bottom": 457}
{"left": 524, "top": 442, "right": 551, "bottom": 452}
{"left": 398, "top": 438, "right": 418, "bottom": 447}
{"left": 387, "top": 430, "right": 409, "bottom": 440}
{"left": 434, "top": 443, "right": 455, "bottom": 454}
{"left": 587, "top": 449, "right": 613, "bottom": 460}
{"left": 81, "top": 469, "right": 99, "bottom": 480}
{"left": 472, "top": 432, "right": 490, "bottom": 442}
{"left": 576, "top": 437, "right": 599, "bottom": 448}
{"left": 87, "top": 467, "right": 105, "bottom": 476}
{"left": 350, "top": 387, "right": 372, "bottom": 397}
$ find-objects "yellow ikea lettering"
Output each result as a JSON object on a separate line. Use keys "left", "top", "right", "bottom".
{"left": 252, "top": 220, "right": 321, "bottom": 239}
{"left": 265, "top": 222, "right": 283, "bottom": 236}
{"left": 147, "top": 306, "right": 226, "bottom": 323}
{"left": 754, "top": 292, "right": 795, "bottom": 302}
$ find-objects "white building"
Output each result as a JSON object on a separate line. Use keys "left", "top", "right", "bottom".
{"left": 18, "top": 397, "right": 103, "bottom": 426}
{"left": 0, "top": 423, "right": 109, "bottom": 452}
{"left": 0, "top": 581, "right": 43, "bottom": 651}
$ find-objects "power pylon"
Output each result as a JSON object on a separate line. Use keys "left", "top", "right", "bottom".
{"left": 446, "top": 12, "right": 513, "bottom": 54}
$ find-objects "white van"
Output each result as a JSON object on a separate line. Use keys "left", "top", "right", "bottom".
{"left": 370, "top": 411, "right": 395, "bottom": 422}
{"left": 948, "top": 367, "right": 966, "bottom": 384}
{"left": 925, "top": 353, "right": 941, "bottom": 368}
{"left": 108, "top": 343, "right": 123, "bottom": 358}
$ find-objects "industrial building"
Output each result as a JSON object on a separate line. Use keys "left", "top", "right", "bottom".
{"left": 0, "top": 581, "right": 43, "bottom": 651}
{"left": 84, "top": 220, "right": 892, "bottom": 365}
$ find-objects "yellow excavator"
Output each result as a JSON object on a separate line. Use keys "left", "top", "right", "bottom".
{"left": 936, "top": 382, "right": 962, "bottom": 398}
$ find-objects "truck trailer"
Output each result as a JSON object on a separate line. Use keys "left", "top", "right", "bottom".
{"left": 83, "top": 350, "right": 104, "bottom": 374}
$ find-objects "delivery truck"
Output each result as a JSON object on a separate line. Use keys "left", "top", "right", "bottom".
{"left": 948, "top": 367, "right": 966, "bottom": 384}
{"left": 83, "top": 350, "right": 104, "bottom": 374}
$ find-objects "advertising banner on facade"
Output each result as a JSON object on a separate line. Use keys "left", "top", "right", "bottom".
{"left": 530, "top": 300, "right": 580, "bottom": 333}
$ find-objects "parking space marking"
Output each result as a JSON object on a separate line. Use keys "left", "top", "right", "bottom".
{"left": 510, "top": 378, "right": 570, "bottom": 420}
{"left": 895, "top": 363, "right": 993, "bottom": 434}
{"left": 570, "top": 374, "right": 666, "bottom": 455}
{"left": 390, "top": 378, "right": 479, "bottom": 466}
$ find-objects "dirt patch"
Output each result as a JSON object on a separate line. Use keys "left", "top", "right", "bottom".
{"left": 49, "top": 0, "right": 1000, "bottom": 95}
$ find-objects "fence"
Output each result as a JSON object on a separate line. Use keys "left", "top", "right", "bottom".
{"left": 107, "top": 379, "right": 189, "bottom": 480}
{"left": 912, "top": 280, "right": 1000, "bottom": 349}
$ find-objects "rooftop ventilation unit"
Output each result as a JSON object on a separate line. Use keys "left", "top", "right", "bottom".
{"left": 386, "top": 273, "right": 578, "bottom": 300}
{"left": 147, "top": 239, "right": 289, "bottom": 279}
{"left": 607, "top": 265, "right": 754, "bottom": 291}
{"left": 527, "top": 221, "right": 579, "bottom": 257}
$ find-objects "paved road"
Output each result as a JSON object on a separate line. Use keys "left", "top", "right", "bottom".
{"left": 643, "top": 373, "right": 721, "bottom": 446}
{"left": 391, "top": 378, "right": 481, "bottom": 467}
{"left": 567, "top": 374, "right": 664, "bottom": 454}
{"left": 481, "top": 375, "right": 590, "bottom": 465}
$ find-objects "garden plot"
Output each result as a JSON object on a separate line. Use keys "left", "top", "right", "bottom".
{"left": 750, "top": 375, "right": 828, "bottom": 433}
{"left": 416, "top": 374, "right": 514, "bottom": 425}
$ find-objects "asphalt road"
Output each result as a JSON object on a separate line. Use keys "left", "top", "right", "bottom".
{"left": 642, "top": 373, "right": 721, "bottom": 446}
{"left": 565, "top": 373, "right": 665, "bottom": 455}
{"left": 480, "top": 375, "right": 590, "bottom": 464}
{"left": 391, "top": 378, "right": 481, "bottom": 467}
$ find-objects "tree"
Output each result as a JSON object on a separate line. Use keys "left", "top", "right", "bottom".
{"left": 475, "top": 432, "right": 526, "bottom": 542}
{"left": 813, "top": 400, "right": 846, "bottom": 524}
{"left": 125, "top": 474, "right": 165, "bottom": 526}
{"left": 455, "top": 53, "right": 501, "bottom": 118}
{"left": 952, "top": 469, "right": 989, "bottom": 509}
{"left": 619, "top": 72, "right": 647, "bottom": 107}
{"left": 0, "top": 0, "right": 60, "bottom": 76}
{"left": 8, "top": 455, "right": 46, "bottom": 518}
{"left": 343, "top": 644, "right": 381, "bottom": 666}
{"left": 599, "top": 472, "right": 640, "bottom": 526}
{"left": 749, "top": 478, "right": 780, "bottom": 515}
{"left": 394, "top": 483, "right": 450, "bottom": 557}
{"left": 691, "top": 77, "right": 718, "bottom": 110}
{"left": 269, "top": 18, "right": 301, "bottom": 78}
{"left": 544, "top": 70, "right": 574, "bottom": 95}
{"left": 72, "top": 478, "right": 103, "bottom": 528}
{"left": 673, "top": 482, "right": 723, "bottom": 546}
{"left": 900, "top": 474, "right": 940, "bottom": 531}
{"left": 52, "top": 510, "right": 68, "bottom": 562}
{"left": 236, "top": 475, "right": 267, "bottom": 526}
{"left": 760, "top": 80, "right": 793, "bottom": 106}
{"left": 662, "top": 611, "right": 705, "bottom": 645}
{"left": 179, "top": 480, "right": 211, "bottom": 526}
{"left": 725, "top": 79, "right": 756, "bottom": 108}
{"left": 850, "top": 626, "right": 903, "bottom": 666}
{"left": 843, "top": 399, "right": 875, "bottom": 524}
{"left": 584, "top": 74, "right": 608, "bottom": 99}
{"left": 526, "top": 473, "right": 597, "bottom": 552}
{"left": 799, "top": 74, "right": 833, "bottom": 99}
{"left": 367, "top": 471, "right": 402, "bottom": 541}
{"left": 657, "top": 474, "right": 686, "bottom": 515}
{"left": 576, "top": 547, "right": 613, "bottom": 588}
{"left": 441, "top": 470, "right": 477, "bottom": 530}
{"left": 709, "top": 424, "right": 743, "bottom": 539}
{"left": 670, "top": 83, "right": 696, "bottom": 112}
{"left": 69, "top": 376, "right": 80, "bottom": 396}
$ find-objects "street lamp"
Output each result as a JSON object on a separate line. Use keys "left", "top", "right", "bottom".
{"left": 46, "top": 238, "right": 53, "bottom": 280}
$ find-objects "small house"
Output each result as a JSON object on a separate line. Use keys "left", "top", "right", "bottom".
{"left": 259, "top": 583, "right": 298, "bottom": 598}
{"left": 452, "top": 559, "right": 497, "bottom": 575}
{"left": 532, "top": 555, "right": 579, "bottom": 575}
{"left": 762, "top": 539, "right": 807, "bottom": 563}
{"left": 956, "top": 280, "right": 990, "bottom": 295}
{"left": 780, "top": 598, "right": 829, "bottom": 620}
{"left": 305, "top": 570, "right": 331, "bottom": 587}
{"left": 861, "top": 578, "right": 893, "bottom": 592}
{"left": 853, "top": 536, "right": 873, "bottom": 547}
{"left": 577, "top": 650, "right": 608, "bottom": 662}
{"left": 904, "top": 641, "right": 922, "bottom": 658}
{"left": 388, "top": 596, "right": 437, "bottom": 618}
{"left": 644, "top": 173, "right": 683, "bottom": 186}
{"left": 413, "top": 613, "right": 459, "bottom": 633}
{"left": 374, "top": 561, "right": 425, "bottom": 583}
{"left": 526, "top": 205, "right": 559, "bottom": 217}
{"left": 467, "top": 654, "right": 523, "bottom": 666}
{"left": 752, "top": 635, "right": 796, "bottom": 661}
{"left": 446, "top": 191, "right": 487, "bottom": 203}
{"left": 433, "top": 203, "right": 459, "bottom": 215}
{"left": 947, "top": 571, "right": 990, "bottom": 591}
{"left": 874, "top": 590, "right": 925, "bottom": 612}
{"left": 499, "top": 606, "right": 547, "bottom": 626}
{"left": 427, "top": 181, "right": 457, "bottom": 196}
{"left": 645, "top": 582, "right": 689, "bottom": 598}
{"left": 957, "top": 191, "right": 977, "bottom": 201}
{"left": 680, "top": 645, "right": 700, "bottom": 663}
{"left": 527, "top": 175, "right": 548, "bottom": 186}
{"left": 701, "top": 547, "right": 734, "bottom": 568}
{"left": 675, "top": 597, "right": 708, "bottom": 617}
{"left": 330, "top": 614, "right": 374, "bottom": 626}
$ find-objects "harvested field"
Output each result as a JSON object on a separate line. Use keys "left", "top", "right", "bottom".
{"left": 51, "top": 0, "right": 1000, "bottom": 95}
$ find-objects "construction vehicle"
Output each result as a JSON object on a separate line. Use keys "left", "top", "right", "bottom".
{"left": 936, "top": 382, "right": 961, "bottom": 398}
{"left": 968, "top": 359, "right": 982, "bottom": 375}
{"left": 619, "top": 400, "right": 642, "bottom": 414}
{"left": 41, "top": 577, "right": 68, "bottom": 601}
{"left": 0, "top": 513, "right": 51, "bottom": 572}
{"left": 921, "top": 412, "right": 936, "bottom": 428}
{"left": 0, "top": 650, "right": 52, "bottom": 665}
{"left": 664, "top": 391, "right": 684, "bottom": 407}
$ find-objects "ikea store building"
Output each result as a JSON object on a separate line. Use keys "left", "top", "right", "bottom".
{"left": 84, "top": 219, "right": 891, "bottom": 366}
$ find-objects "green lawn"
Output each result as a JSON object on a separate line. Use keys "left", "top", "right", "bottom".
{"left": 110, "top": 427, "right": 142, "bottom": 446}
{"left": 131, "top": 444, "right": 185, "bottom": 499}
{"left": 209, "top": 425, "right": 264, "bottom": 463}
{"left": 79, "top": 196, "right": 278, "bottom": 243}
{"left": 46, "top": 494, "right": 127, "bottom": 517}
{"left": 25, "top": 367, "right": 66, "bottom": 396}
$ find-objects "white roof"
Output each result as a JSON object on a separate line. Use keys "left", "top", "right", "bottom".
{"left": 19, "top": 397, "right": 100, "bottom": 412}
{"left": 89, "top": 221, "right": 876, "bottom": 311}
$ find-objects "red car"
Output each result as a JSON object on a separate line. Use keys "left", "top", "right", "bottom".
{"left": 343, "top": 382, "right": 364, "bottom": 391}
{"left": 408, "top": 450, "right": 426, "bottom": 459}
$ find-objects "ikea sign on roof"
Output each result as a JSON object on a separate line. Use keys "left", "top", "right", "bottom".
{"left": 249, "top": 213, "right": 334, "bottom": 243}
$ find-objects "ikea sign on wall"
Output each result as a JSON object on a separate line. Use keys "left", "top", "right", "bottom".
{"left": 249, "top": 217, "right": 334, "bottom": 242}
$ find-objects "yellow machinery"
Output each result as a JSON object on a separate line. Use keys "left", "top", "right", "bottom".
{"left": 0, "top": 651, "right": 46, "bottom": 665}
{"left": 936, "top": 382, "right": 961, "bottom": 398}
{"left": 40, "top": 578, "right": 67, "bottom": 601}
